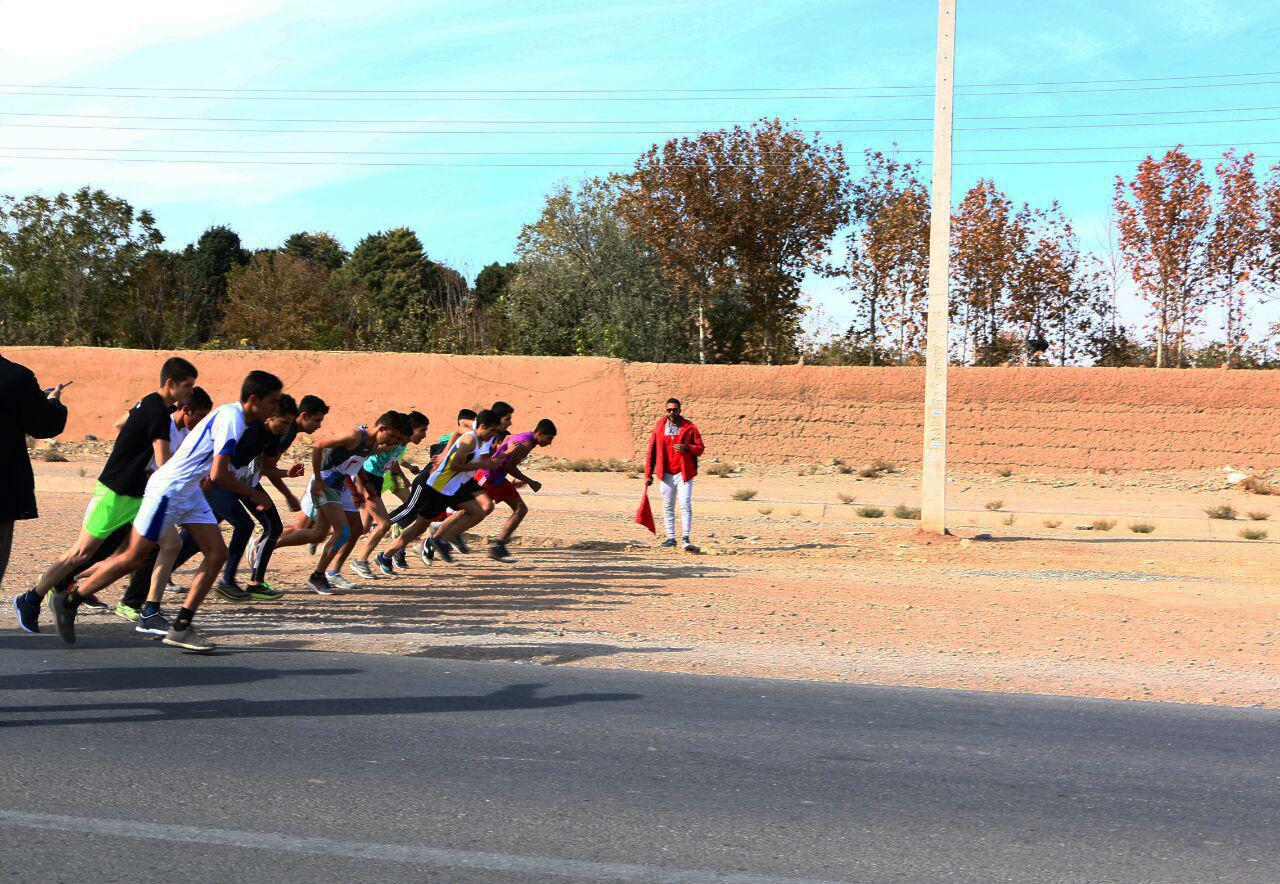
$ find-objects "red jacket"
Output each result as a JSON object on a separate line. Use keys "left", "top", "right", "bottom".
{"left": 644, "top": 417, "right": 705, "bottom": 482}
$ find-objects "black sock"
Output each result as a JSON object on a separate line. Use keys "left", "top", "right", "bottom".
{"left": 142, "top": 601, "right": 160, "bottom": 617}
{"left": 65, "top": 592, "right": 84, "bottom": 609}
{"left": 173, "top": 607, "right": 195, "bottom": 631}
{"left": 22, "top": 589, "right": 40, "bottom": 605}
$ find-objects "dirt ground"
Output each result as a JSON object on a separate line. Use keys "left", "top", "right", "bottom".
{"left": 7, "top": 455, "right": 1278, "bottom": 708}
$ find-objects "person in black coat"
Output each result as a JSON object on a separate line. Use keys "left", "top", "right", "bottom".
{"left": 0, "top": 355, "right": 69, "bottom": 587}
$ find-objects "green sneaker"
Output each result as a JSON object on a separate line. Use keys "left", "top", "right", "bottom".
{"left": 247, "top": 582, "right": 284, "bottom": 601}
{"left": 114, "top": 602, "right": 141, "bottom": 622}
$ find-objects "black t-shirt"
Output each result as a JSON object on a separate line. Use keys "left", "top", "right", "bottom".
{"left": 97, "top": 392, "right": 173, "bottom": 497}
{"left": 232, "top": 421, "right": 280, "bottom": 469}
{"left": 270, "top": 423, "right": 299, "bottom": 458}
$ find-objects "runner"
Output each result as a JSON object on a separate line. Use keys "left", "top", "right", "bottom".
{"left": 352, "top": 411, "right": 428, "bottom": 579}
{"left": 381, "top": 410, "right": 502, "bottom": 570}
{"left": 474, "top": 419, "right": 557, "bottom": 562}
{"left": 43, "top": 370, "right": 284, "bottom": 652}
{"left": 282, "top": 411, "right": 409, "bottom": 595}
{"left": 12, "top": 357, "right": 197, "bottom": 634}
{"left": 160, "top": 394, "right": 300, "bottom": 612}
{"left": 432, "top": 401, "right": 514, "bottom": 556}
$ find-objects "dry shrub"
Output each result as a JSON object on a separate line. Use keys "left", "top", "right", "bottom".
{"left": 1092, "top": 518, "right": 1116, "bottom": 531}
{"left": 995, "top": 467, "right": 1013, "bottom": 477}
{"left": 836, "top": 492, "right": 855, "bottom": 505}
{"left": 892, "top": 503, "right": 921, "bottom": 519}
{"left": 1204, "top": 503, "right": 1237, "bottom": 520}
{"left": 1241, "top": 477, "right": 1276, "bottom": 495}
{"left": 790, "top": 508, "right": 802, "bottom": 517}
{"left": 1043, "top": 519, "right": 1062, "bottom": 528}
{"left": 1246, "top": 511, "right": 1271, "bottom": 521}
{"left": 733, "top": 489, "right": 757, "bottom": 501}
{"left": 757, "top": 507, "right": 773, "bottom": 516}
{"left": 39, "top": 449, "right": 68, "bottom": 462}
{"left": 1001, "top": 514, "right": 1016, "bottom": 526}
{"left": 1239, "top": 527, "right": 1268, "bottom": 540}
{"left": 1129, "top": 522, "right": 1156, "bottom": 534}
{"left": 856, "top": 506, "right": 885, "bottom": 519}
{"left": 547, "top": 458, "right": 632, "bottom": 473}
{"left": 706, "top": 461, "right": 734, "bottom": 478}
{"left": 984, "top": 500, "right": 1004, "bottom": 511}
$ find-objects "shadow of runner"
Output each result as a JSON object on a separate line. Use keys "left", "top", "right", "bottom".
{"left": 0, "top": 682, "right": 641, "bottom": 728}
{"left": 0, "top": 666, "right": 360, "bottom": 693}
{"left": 409, "top": 642, "right": 689, "bottom": 665}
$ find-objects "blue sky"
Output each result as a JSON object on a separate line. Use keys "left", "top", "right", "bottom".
{"left": 1, "top": 0, "right": 1278, "bottom": 339}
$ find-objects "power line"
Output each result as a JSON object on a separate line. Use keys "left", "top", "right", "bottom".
{"left": 0, "top": 152, "right": 1270, "bottom": 169}
{"left": 3, "top": 114, "right": 1277, "bottom": 138}
{"left": 7, "top": 141, "right": 1277, "bottom": 158}
{"left": 2, "top": 104, "right": 1277, "bottom": 126}
{"left": 2, "top": 69, "right": 1276, "bottom": 93}
{"left": 1, "top": 80, "right": 1279, "bottom": 102}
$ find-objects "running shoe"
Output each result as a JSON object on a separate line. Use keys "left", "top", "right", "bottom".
{"left": 307, "top": 573, "right": 336, "bottom": 595}
{"left": 247, "top": 582, "right": 284, "bottom": 601}
{"left": 326, "top": 571, "right": 359, "bottom": 591}
{"left": 307, "top": 542, "right": 318, "bottom": 556}
{"left": 136, "top": 610, "right": 172, "bottom": 636}
{"left": 48, "top": 590, "right": 77, "bottom": 645}
{"left": 13, "top": 592, "right": 40, "bottom": 633}
{"left": 659, "top": 537, "right": 677, "bottom": 548}
{"left": 419, "top": 538, "right": 435, "bottom": 566}
{"left": 350, "top": 559, "right": 377, "bottom": 580}
{"left": 114, "top": 601, "right": 142, "bottom": 622}
{"left": 166, "top": 580, "right": 183, "bottom": 594}
{"left": 80, "top": 594, "right": 109, "bottom": 611}
{"left": 488, "top": 541, "right": 516, "bottom": 563}
{"left": 162, "top": 625, "right": 215, "bottom": 653}
{"left": 430, "top": 537, "right": 454, "bottom": 564}
{"left": 390, "top": 523, "right": 403, "bottom": 540}
{"left": 682, "top": 539, "right": 701, "bottom": 553}
{"left": 392, "top": 550, "right": 408, "bottom": 571}
{"left": 215, "top": 581, "right": 252, "bottom": 602}
{"left": 453, "top": 535, "right": 471, "bottom": 555}
{"left": 374, "top": 553, "right": 396, "bottom": 576}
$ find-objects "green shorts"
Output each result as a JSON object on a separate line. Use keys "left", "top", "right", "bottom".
{"left": 82, "top": 482, "right": 142, "bottom": 540}
{"left": 382, "top": 471, "right": 401, "bottom": 494}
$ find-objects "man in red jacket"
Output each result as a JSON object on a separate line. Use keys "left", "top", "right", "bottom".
{"left": 644, "top": 398, "right": 705, "bottom": 551}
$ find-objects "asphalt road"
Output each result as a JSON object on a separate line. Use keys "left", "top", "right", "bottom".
{"left": 0, "top": 632, "right": 1275, "bottom": 883}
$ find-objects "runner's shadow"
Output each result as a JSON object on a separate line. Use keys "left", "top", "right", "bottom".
{"left": 0, "top": 682, "right": 640, "bottom": 728}
{"left": 0, "top": 666, "right": 359, "bottom": 693}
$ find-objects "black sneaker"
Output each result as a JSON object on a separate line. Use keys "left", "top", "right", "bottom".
{"left": 215, "top": 581, "right": 252, "bottom": 602}
{"left": 453, "top": 535, "right": 471, "bottom": 554}
{"left": 136, "top": 610, "right": 172, "bottom": 636}
{"left": 488, "top": 541, "right": 516, "bottom": 563}
{"left": 307, "top": 573, "right": 336, "bottom": 596}
{"left": 48, "top": 590, "right": 78, "bottom": 645}
{"left": 392, "top": 550, "right": 408, "bottom": 571}
{"left": 80, "top": 594, "right": 109, "bottom": 611}
{"left": 419, "top": 539, "right": 435, "bottom": 566}
{"left": 374, "top": 552, "right": 395, "bottom": 576}
{"left": 659, "top": 537, "right": 677, "bottom": 548}
{"left": 12, "top": 592, "right": 40, "bottom": 634}
{"left": 430, "top": 537, "right": 454, "bottom": 564}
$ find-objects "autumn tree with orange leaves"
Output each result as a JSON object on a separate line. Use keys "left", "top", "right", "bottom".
{"left": 830, "top": 149, "right": 930, "bottom": 365}
{"left": 620, "top": 118, "right": 850, "bottom": 364}
{"left": 1112, "top": 146, "right": 1213, "bottom": 368}
{"left": 1205, "top": 150, "right": 1267, "bottom": 368}
{"left": 949, "top": 179, "right": 1029, "bottom": 365}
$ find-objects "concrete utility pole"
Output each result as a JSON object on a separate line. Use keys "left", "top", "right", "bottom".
{"left": 920, "top": 0, "right": 957, "bottom": 534}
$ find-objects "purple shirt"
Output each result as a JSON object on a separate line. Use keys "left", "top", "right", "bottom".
{"left": 478, "top": 431, "right": 535, "bottom": 486}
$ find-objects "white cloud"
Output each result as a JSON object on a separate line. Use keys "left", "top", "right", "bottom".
{"left": 0, "top": 1, "right": 291, "bottom": 80}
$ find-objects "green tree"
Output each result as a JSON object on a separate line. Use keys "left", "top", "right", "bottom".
{"left": 0, "top": 187, "right": 164, "bottom": 345}
{"left": 283, "top": 231, "right": 348, "bottom": 270}
{"left": 181, "top": 225, "right": 249, "bottom": 343}
{"left": 503, "top": 176, "right": 696, "bottom": 362}
{"left": 220, "top": 251, "right": 359, "bottom": 349}
{"left": 474, "top": 261, "right": 517, "bottom": 307}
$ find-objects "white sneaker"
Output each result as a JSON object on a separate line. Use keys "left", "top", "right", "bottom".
{"left": 326, "top": 571, "right": 359, "bottom": 590}
{"left": 350, "top": 560, "right": 377, "bottom": 580}
{"left": 247, "top": 535, "right": 261, "bottom": 571}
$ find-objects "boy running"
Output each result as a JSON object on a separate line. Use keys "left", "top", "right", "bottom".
{"left": 13, "top": 357, "right": 197, "bottom": 634}
{"left": 382, "top": 409, "right": 502, "bottom": 569}
{"left": 44, "top": 370, "right": 284, "bottom": 652}
{"left": 474, "top": 419, "right": 557, "bottom": 562}
{"left": 352, "top": 411, "right": 428, "bottom": 579}
{"left": 276, "top": 411, "right": 409, "bottom": 594}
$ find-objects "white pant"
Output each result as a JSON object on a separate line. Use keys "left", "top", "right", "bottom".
{"left": 660, "top": 473, "right": 693, "bottom": 540}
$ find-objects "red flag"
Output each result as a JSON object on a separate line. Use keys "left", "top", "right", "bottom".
{"left": 635, "top": 491, "right": 656, "bottom": 534}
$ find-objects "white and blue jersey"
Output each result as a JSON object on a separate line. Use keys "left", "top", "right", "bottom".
{"left": 134, "top": 402, "right": 247, "bottom": 541}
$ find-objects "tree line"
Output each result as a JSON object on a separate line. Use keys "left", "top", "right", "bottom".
{"left": 2, "top": 119, "right": 1278, "bottom": 367}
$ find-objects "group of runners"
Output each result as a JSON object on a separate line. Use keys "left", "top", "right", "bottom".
{"left": 10, "top": 356, "right": 557, "bottom": 653}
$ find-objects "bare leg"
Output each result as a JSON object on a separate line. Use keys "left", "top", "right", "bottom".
{"left": 176, "top": 522, "right": 228, "bottom": 612}
{"left": 329, "top": 510, "right": 365, "bottom": 571}
{"left": 276, "top": 510, "right": 327, "bottom": 549}
{"left": 384, "top": 516, "right": 431, "bottom": 556}
{"left": 31, "top": 529, "right": 106, "bottom": 597}
{"left": 357, "top": 495, "right": 393, "bottom": 562}
{"left": 145, "top": 527, "right": 184, "bottom": 606}
{"left": 434, "top": 496, "right": 491, "bottom": 544}
{"left": 68, "top": 532, "right": 157, "bottom": 600}
{"left": 312, "top": 502, "right": 350, "bottom": 573}
{"left": 495, "top": 499, "right": 530, "bottom": 543}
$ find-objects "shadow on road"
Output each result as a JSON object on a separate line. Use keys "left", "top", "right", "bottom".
{"left": 0, "top": 681, "right": 641, "bottom": 728}
{"left": 0, "top": 665, "right": 360, "bottom": 693}
{"left": 409, "top": 641, "right": 689, "bottom": 665}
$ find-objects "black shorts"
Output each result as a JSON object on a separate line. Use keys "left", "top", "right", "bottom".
{"left": 356, "top": 470, "right": 382, "bottom": 498}
{"left": 388, "top": 482, "right": 455, "bottom": 528}
{"left": 455, "top": 478, "right": 482, "bottom": 501}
